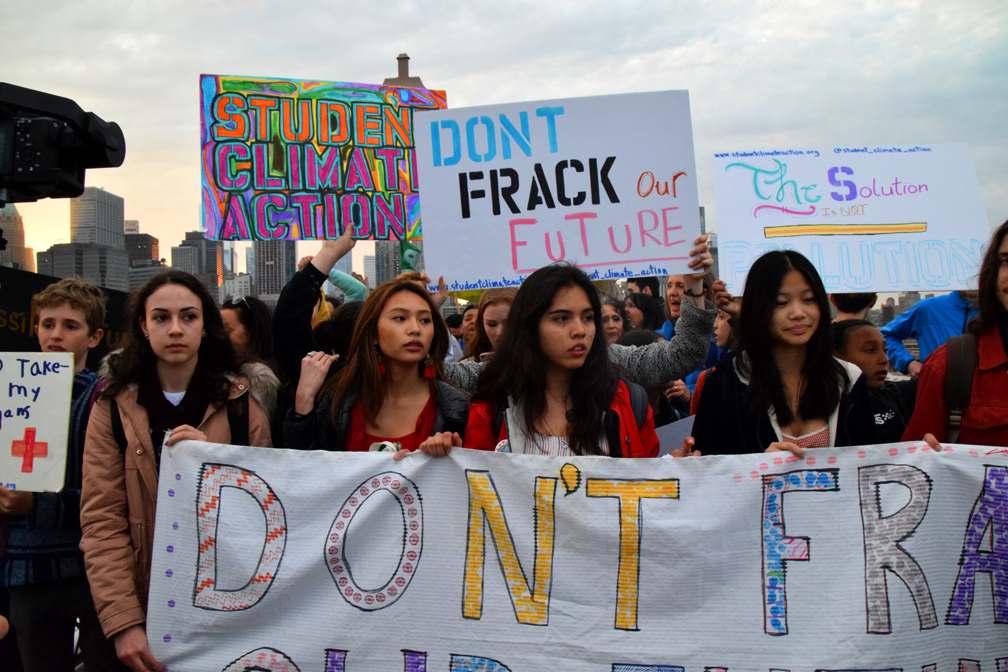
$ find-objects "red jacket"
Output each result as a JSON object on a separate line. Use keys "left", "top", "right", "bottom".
{"left": 902, "top": 325, "right": 1008, "bottom": 445}
{"left": 465, "top": 380, "right": 659, "bottom": 457}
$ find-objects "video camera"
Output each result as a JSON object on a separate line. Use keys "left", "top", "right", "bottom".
{"left": 0, "top": 83, "right": 126, "bottom": 212}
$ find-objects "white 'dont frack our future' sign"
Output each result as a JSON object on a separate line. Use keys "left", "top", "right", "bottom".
{"left": 415, "top": 91, "right": 702, "bottom": 291}
{"left": 1, "top": 352, "right": 73, "bottom": 492}
{"left": 714, "top": 144, "right": 990, "bottom": 294}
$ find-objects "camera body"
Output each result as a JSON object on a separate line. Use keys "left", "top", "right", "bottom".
{"left": 0, "top": 83, "right": 126, "bottom": 207}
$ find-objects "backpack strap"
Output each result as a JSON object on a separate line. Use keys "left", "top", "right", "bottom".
{"left": 110, "top": 399, "right": 128, "bottom": 456}
{"left": 944, "top": 333, "right": 977, "bottom": 443}
{"left": 490, "top": 398, "right": 509, "bottom": 442}
{"left": 228, "top": 393, "right": 251, "bottom": 446}
{"left": 622, "top": 378, "right": 649, "bottom": 431}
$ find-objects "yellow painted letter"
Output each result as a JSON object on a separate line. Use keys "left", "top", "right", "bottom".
{"left": 586, "top": 478, "right": 679, "bottom": 631}
{"left": 462, "top": 470, "right": 557, "bottom": 625}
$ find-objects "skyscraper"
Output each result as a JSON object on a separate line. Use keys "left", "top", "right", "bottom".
{"left": 374, "top": 240, "right": 400, "bottom": 285}
{"left": 253, "top": 239, "right": 297, "bottom": 307}
{"left": 125, "top": 232, "right": 159, "bottom": 266}
{"left": 362, "top": 255, "right": 376, "bottom": 289}
{"left": 171, "top": 246, "right": 199, "bottom": 275}
{"left": 70, "top": 187, "right": 124, "bottom": 250}
{"left": 179, "top": 231, "right": 224, "bottom": 287}
{"left": 0, "top": 204, "right": 35, "bottom": 272}
{"left": 37, "top": 243, "right": 129, "bottom": 291}
{"left": 128, "top": 259, "right": 169, "bottom": 290}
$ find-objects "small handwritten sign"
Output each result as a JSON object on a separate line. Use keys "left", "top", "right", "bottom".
{"left": 0, "top": 352, "right": 73, "bottom": 492}
{"left": 713, "top": 144, "right": 990, "bottom": 293}
{"left": 415, "top": 91, "right": 702, "bottom": 290}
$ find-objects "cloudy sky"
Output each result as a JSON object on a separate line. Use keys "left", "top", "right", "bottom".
{"left": 5, "top": 0, "right": 1007, "bottom": 273}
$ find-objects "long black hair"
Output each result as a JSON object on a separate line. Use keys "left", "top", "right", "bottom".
{"left": 737, "top": 251, "right": 846, "bottom": 427}
{"left": 475, "top": 264, "right": 618, "bottom": 456}
{"left": 221, "top": 296, "right": 277, "bottom": 365}
{"left": 103, "top": 271, "right": 240, "bottom": 405}
{"left": 970, "top": 218, "right": 1008, "bottom": 335}
{"left": 626, "top": 292, "right": 664, "bottom": 330}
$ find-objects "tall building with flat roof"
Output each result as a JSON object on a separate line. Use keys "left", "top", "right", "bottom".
{"left": 375, "top": 240, "right": 400, "bottom": 286}
{"left": 179, "top": 231, "right": 224, "bottom": 288}
{"left": 128, "top": 259, "right": 169, "bottom": 290}
{"left": 126, "top": 233, "right": 159, "bottom": 266}
{"left": 362, "top": 255, "right": 376, "bottom": 289}
{"left": 171, "top": 246, "right": 199, "bottom": 275}
{"left": 37, "top": 243, "right": 128, "bottom": 291}
{"left": 221, "top": 272, "right": 254, "bottom": 303}
{"left": 253, "top": 239, "right": 297, "bottom": 307}
{"left": 0, "top": 204, "right": 35, "bottom": 272}
{"left": 71, "top": 187, "right": 124, "bottom": 250}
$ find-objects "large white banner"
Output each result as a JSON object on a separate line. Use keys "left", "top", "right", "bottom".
{"left": 415, "top": 91, "right": 702, "bottom": 290}
{"left": 713, "top": 144, "right": 990, "bottom": 293}
{"left": 1, "top": 352, "right": 73, "bottom": 492}
{"left": 148, "top": 442, "right": 1006, "bottom": 671}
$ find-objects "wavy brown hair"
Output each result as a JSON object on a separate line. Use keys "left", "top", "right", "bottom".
{"left": 321, "top": 279, "right": 451, "bottom": 427}
{"left": 464, "top": 288, "right": 518, "bottom": 361}
{"left": 969, "top": 218, "right": 1008, "bottom": 335}
{"left": 103, "top": 271, "right": 239, "bottom": 405}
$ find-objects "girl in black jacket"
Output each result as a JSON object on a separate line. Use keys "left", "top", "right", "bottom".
{"left": 688, "top": 251, "right": 874, "bottom": 456}
{"left": 285, "top": 278, "right": 468, "bottom": 455}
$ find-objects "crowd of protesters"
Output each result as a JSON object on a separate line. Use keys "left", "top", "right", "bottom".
{"left": 1, "top": 218, "right": 1007, "bottom": 671}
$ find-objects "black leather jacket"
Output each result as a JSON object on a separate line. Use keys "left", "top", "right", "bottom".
{"left": 284, "top": 380, "right": 470, "bottom": 451}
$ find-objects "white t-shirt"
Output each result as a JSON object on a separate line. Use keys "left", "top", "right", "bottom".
{"left": 163, "top": 390, "right": 186, "bottom": 406}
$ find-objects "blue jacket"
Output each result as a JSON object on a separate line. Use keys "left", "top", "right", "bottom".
{"left": 881, "top": 292, "right": 978, "bottom": 373}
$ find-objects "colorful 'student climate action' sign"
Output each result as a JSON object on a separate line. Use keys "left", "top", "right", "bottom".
{"left": 200, "top": 74, "right": 446, "bottom": 242}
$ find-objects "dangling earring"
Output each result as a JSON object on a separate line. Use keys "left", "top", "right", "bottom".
{"left": 423, "top": 355, "right": 436, "bottom": 379}
{"left": 377, "top": 353, "right": 386, "bottom": 376}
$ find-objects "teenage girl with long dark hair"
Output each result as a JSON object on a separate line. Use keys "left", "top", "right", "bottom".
{"left": 687, "top": 251, "right": 873, "bottom": 456}
{"left": 466, "top": 264, "right": 658, "bottom": 457}
{"left": 80, "top": 271, "right": 272, "bottom": 672}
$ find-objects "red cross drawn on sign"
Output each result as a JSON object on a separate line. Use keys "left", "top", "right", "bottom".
{"left": 11, "top": 428, "right": 48, "bottom": 473}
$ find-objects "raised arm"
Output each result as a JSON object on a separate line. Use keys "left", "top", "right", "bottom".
{"left": 273, "top": 229, "right": 355, "bottom": 385}
{"left": 327, "top": 269, "right": 367, "bottom": 302}
{"left": 609, "top": 298, "right": 717, "bottom": 388}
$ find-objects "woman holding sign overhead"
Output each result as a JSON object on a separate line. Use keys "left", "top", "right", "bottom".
{"left": 686, "top": 251, "right": 873, "bottom": 457}
{"left": 80, "top": 271, "right": 272, "bottom": 672}
{"left": 285, "top": 277, "right": 469, "bottom": 455}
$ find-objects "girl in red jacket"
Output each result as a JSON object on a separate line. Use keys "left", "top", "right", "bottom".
{"left": 466, "top": 264, "right": 659, "bottom": 457}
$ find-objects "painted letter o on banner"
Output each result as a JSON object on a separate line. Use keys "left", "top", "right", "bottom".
{"left": 325, "top": 471, "right": 423, "bottom": 611}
